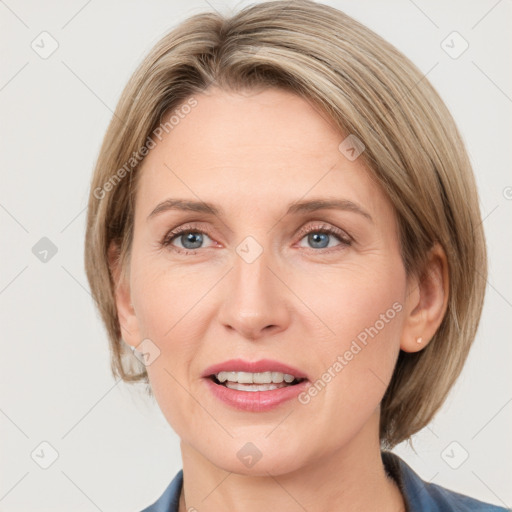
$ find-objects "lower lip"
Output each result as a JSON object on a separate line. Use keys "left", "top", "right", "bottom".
{"left": 204, "top": 377, "right": 310, "bottom": 412}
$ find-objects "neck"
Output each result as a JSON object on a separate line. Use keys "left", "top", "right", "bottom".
{"left": 178, "top": 411, "right": 405, "bottom": 512}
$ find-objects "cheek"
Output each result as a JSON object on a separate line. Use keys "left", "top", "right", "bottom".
{"left": 131, "top": 254, "right": 201, "bottom": 338}
{"left": 305, "top": 263, "right": 405, "bottom": 403}
{"left": 294, "top": 260, "right": 405, "bottom": 344}
{"left": 130, "top": 258, "right": 207, "bottom": 419}
{"left": 133, "top": 267, "right": 202, "bottom": 380}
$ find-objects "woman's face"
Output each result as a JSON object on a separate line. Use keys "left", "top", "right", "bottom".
{"left": 120, "top": 87, "right": 414, "bottom": 475}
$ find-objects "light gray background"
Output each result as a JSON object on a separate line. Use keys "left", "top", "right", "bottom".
{"left": 1, "top": 0, "right": 511, "bottom": 510}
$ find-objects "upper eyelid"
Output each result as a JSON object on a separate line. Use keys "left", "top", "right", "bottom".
{"left": 297, "top": 222, "right": 351, "bottom": 240}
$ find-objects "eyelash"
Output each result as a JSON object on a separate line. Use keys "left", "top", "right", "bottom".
{"left": 160, "top": 223, "right": 352, "bottom": 255}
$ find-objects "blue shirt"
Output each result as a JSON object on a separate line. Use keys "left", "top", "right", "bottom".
{"left": 140, "top": 450, "right": 508, "bottom": 511}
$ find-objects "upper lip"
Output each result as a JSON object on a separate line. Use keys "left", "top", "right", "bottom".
{"left": 202, "top": 358, "right": 309, "bottom": 380}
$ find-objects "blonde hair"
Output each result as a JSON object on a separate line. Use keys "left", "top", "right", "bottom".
{"left": 84, "top": 0, "right": 487, "bottom": 448}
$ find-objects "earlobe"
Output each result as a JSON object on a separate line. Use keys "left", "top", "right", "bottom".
{"left": 108, "top": 242, "right": 140, "bottom": 348}
{"left": 400, "top": 243, "right": 449, "bottom": 353}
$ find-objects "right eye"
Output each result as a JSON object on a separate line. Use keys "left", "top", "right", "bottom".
{"left": 161, "top": 227, "right": 216, "bottom": 254}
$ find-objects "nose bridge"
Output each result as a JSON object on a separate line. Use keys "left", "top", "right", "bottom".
{"left": 234, "top": 236, "right": 270, "bottom": 296}
{"left": 218, "top": 233, "right": 290, "bottom": 338}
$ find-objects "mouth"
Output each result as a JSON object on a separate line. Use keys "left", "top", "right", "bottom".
{"left": 203, "top": 363, "right": 311, "bottom": 412}
{"left": 209, "top": 371, "right": 307, "bottom": 392}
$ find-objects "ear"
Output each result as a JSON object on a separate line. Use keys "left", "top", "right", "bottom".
{"left": 400, "top": 242, "right": 449, "bottom": 352}
{"left": 108, "top": 241, "right": 142, "bottom": 350}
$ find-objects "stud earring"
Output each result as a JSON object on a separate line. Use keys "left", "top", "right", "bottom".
{"left": 416, "top": 336, "right": 423, "bottom": 344}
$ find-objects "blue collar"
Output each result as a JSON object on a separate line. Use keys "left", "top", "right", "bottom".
{"left": 141, "top": 451, "right": 507, "bottom": 511}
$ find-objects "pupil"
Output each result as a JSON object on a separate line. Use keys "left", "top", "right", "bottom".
{"left": 183, "top": 232, "right": 202, "bottom": 249}
{"left": 310, "top": 232, "right": 328, "bottom": 248}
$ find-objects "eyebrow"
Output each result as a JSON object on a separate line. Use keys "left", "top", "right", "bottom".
{"left": 147, "top": 197, "right": 373, "bottom": 222}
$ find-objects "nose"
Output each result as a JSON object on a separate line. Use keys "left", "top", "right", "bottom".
{"left": 217, "top": 245, "right": 291, "bottom": 340}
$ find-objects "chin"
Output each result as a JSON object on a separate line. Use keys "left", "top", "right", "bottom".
{"left": 204, "top": 444, "right": 307, "bottom": 477}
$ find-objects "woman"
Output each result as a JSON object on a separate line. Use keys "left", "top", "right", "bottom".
{"left": 84, "top": 1, "right": 506, "bottom": 510}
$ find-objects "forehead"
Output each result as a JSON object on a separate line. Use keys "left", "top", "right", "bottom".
{"left": 135, "top": 87, "right": 387, "bottom": 219}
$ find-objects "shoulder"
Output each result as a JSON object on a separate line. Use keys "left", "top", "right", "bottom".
{"left": 140, "top": 469, "right": 183, "bottom": 512}
{"left": 382, "top": 451, "right": 509, "bottom": 512}
{"left": 419, "top": 481, "right": 509, "bottom": 511}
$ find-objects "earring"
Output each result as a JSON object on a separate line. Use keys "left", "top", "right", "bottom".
{"left": 416, "top": 336, "right": 423, "bottom": 344}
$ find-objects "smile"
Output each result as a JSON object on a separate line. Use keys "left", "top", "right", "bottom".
{"left": 212, "top": 371, "right": 306, "bottom": 392}
{"left": 202, "top": 361, "right": 311, "bottom": 412}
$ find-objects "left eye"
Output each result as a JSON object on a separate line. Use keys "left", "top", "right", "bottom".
{"left": 297, "top": 228, "right": 348, "bottom": 250}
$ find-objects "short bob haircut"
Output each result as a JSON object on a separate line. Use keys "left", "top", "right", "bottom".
{"left": 84, "top": 0, "right": 487, "bottom": 449}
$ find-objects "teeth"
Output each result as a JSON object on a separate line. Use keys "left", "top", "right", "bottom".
{"left": 225, "top": 382, "right": 288, "bottom": 392}
{"left": 271, "top": 372, "right": 284, "bottom": 383}
{"left": 215, "top": 371, "right": 298, "bottom": 384}
{"left": 253, "top": 371, "right": 271, "bottom": 384}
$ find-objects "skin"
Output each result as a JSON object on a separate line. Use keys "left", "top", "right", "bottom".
{"left": 111, "top": 87, "right": 449, "bottom": 512}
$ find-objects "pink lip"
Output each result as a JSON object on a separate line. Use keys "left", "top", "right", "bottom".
{"left": 201, "top": 358, "right": 310, "bottom": 412}
{"left": 201, "top": 358, "right": 309, "bottom": 379}
{"left": 204, "top": 376, "right": 310, "bottom": 412}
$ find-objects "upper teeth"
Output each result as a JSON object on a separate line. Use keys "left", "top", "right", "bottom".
{"left": 215, "top": 371, "right": 297, "bottom": 384}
